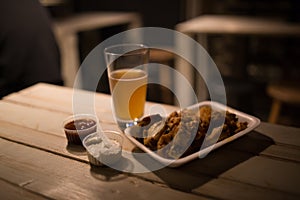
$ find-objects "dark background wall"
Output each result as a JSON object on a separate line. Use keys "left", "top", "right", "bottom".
{"left": 73, "top": 0, "right": 185, "bottom": 28}
{"left": 47, "top": 0, "right": 300, "bottom": 126}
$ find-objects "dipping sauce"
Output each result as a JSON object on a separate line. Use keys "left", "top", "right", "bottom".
{"left": 64, "top": 119, "right": 96, "bottom": 130}
{"left": 83, "top": 131, "right": 123, "bottom": 166}
{"left": 63, "top": 115, "right": 98, "bottom": 145}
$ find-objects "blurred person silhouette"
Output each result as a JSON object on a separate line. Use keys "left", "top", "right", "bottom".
{"left": 0, "top": 0, "right": 63, "bottom": 98}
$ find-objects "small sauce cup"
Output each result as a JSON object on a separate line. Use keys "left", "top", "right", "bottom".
{"left": 83, "top": 131, "right": 123, "bottom": 167}
{"left": 63, "top": 114, "right": 98, "bottom": 145}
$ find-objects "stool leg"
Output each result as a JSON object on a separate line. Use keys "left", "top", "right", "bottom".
{"left": 268, "top": 99, "right": 281, "bottom": 123}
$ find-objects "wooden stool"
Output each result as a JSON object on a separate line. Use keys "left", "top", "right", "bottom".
{"left": 267, "top": 82, "right": 300, "bottom": 123}
{"left": 148, "top": 49, "right": 175, "bottom": 104}
{"left": 150, "top": 49, "right": 174, "bottom": 65}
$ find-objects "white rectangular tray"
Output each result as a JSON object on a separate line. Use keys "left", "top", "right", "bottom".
{"left": 124, "top": 101, "right": 260, "bottom": 167}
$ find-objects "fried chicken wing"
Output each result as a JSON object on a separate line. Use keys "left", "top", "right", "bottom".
{"left": 139, "top": 105, "right": 248, "bottom": 159}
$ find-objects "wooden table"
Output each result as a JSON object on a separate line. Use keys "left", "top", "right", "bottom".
{"left": 1, "top": 83, "right": 299, "bottom": 199}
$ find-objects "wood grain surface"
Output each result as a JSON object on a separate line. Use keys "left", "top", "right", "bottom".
{"left": 1, "top": 83, "right": 299, "bottom": 199}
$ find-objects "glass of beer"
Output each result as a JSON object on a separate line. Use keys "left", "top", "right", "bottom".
{"left": 104, "top": 44, "right": 149, "bottom": 130}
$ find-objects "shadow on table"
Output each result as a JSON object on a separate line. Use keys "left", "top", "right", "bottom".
{"left": 133, "top": 131, "right": 274, "bottom": 192}
{"left": 65, "top": 143, "right": 87, "bottom": 156}
{"left": 89, "top": 164, "right": 128, "bottom": 182}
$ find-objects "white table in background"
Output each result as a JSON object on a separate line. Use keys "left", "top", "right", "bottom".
{"left": 175, "top": 15, "right": 300, "bottom": 106}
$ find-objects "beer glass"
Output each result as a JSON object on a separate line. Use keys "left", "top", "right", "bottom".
{"left": 104, "top": 44, "right": 149, "bottom": 130}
